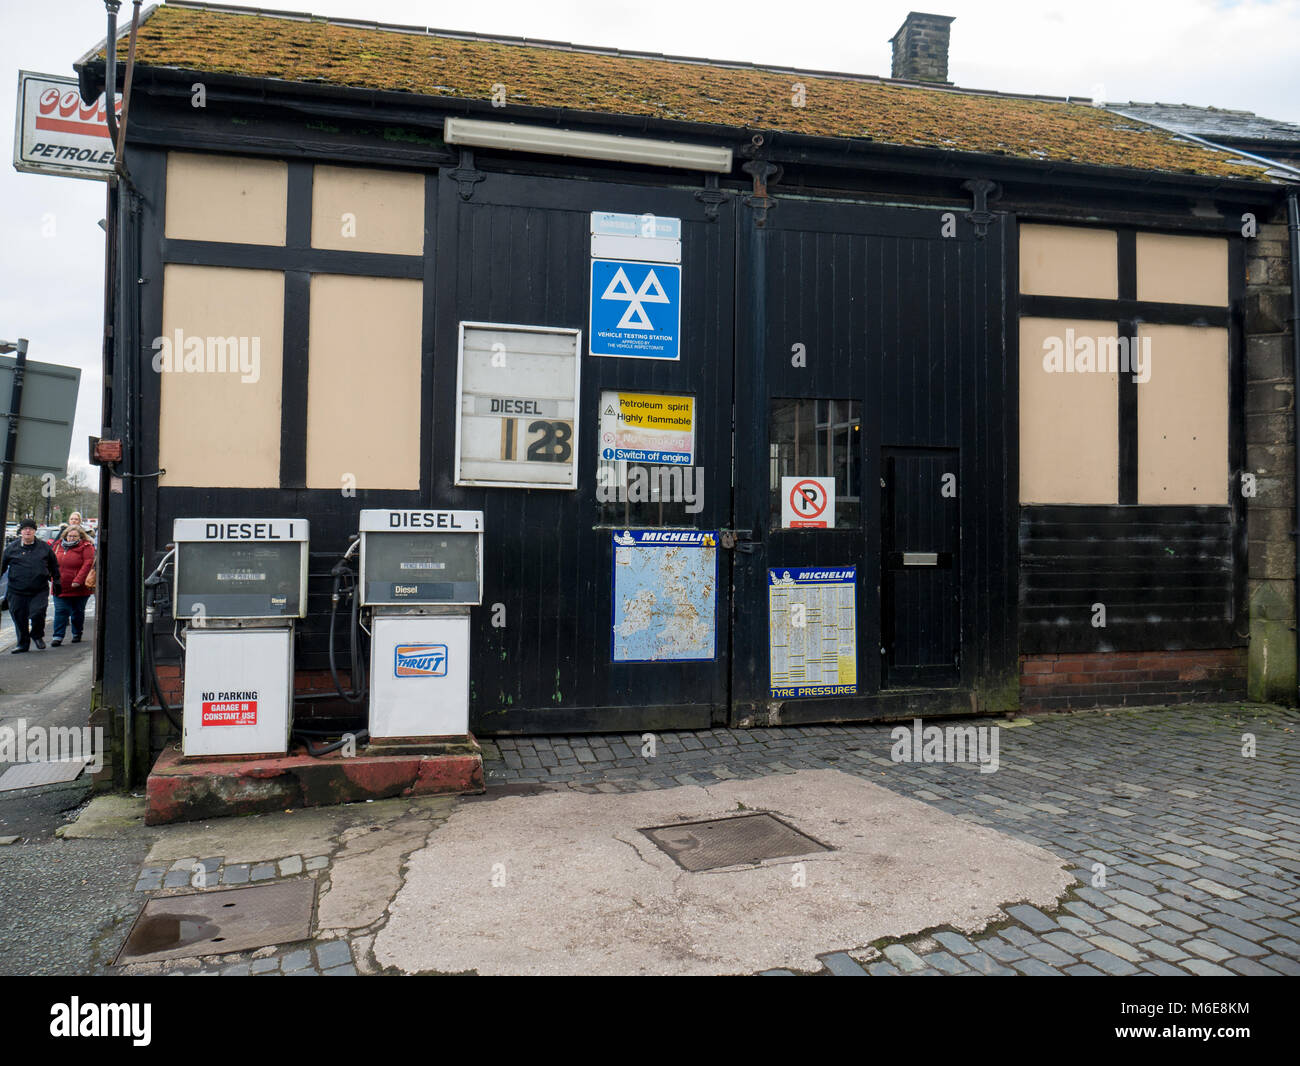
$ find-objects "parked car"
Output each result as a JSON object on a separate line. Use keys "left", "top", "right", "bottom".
{"left": 37, "top": 525, "right": 62, "bottom": 543}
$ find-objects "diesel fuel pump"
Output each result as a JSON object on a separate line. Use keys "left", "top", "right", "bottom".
{"left": 358, "top": 509, "right": 483, "bottom": 739}
{"left": 172, "top": 519, "right": 309, "bottom": 757}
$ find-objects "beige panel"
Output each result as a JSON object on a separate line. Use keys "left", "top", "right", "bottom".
{"left": 1137, "top": 324, "right": 1229, "bottom": 504}
{"left": 1019, "top": 225, "right": 1117, "bottom": 299}
{"left": 158, "top": 265, "right": 284, "bottom": 488}
{"left": 306, "top": 276, "right": 423, "bottom": 489}
{"left": 1019, "top": 318, "right": 1119, "bottom": 504}
{"left": 1136, "top": 232, "right": 1228, "bottom": 306}
{"left": 311, "top": 166, "right": 425, "bottom": 254}
{"left": 165, "top": 152, "right": 287, "bottom": 245}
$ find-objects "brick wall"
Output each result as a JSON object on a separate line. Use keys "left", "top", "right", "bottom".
{"left": 1020, "top": 649, "right": 1247, "bottom": 712}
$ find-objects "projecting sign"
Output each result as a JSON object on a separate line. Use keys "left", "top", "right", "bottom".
{"left": 612, "top": 529, "right": 718, "bottom": 662}
{"left": 455, "top": 322, "right": 581, "bottom": 489}
{"left": 599, "top": 391, "right": 694, "bottom": 465}
{"left": 589, "top": 260, "right": 681, "bottom": 360}
{"left": 13, "top": 71, "right": 119, "bottom": 180}
{"left": 781, "top": 476, "right": 835, "bottom": 528}
{"left": 768, "top": 567, "right": 858, "bottom": 699}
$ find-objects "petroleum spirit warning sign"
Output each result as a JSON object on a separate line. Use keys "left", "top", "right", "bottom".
{"left": 201, "top": 695, "right": 259, "bottom": 727}
{"left": 13, "top": 72, "right": 120, "bottom": 179}
{"left": 781, "top": 476, "right": 835, "bottom": 528}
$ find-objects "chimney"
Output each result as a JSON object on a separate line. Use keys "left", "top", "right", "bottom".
{"left": 889, "top": 12, "right": 955, "bottom": 84}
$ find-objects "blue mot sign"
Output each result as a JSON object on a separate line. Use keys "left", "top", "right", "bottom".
{"left": 589, "top": 259, "right": 681, "bottom": 360}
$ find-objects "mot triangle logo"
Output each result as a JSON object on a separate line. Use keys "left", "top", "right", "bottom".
{"left": 601, "top": 266, "right": 671, "bottom": 330}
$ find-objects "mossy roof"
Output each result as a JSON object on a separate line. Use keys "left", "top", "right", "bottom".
{"left": 89, "top": 2, "right": 1273, "bottom": 182}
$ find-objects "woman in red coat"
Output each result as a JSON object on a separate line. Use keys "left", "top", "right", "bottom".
{"left": 52, "top": 524, "right": 94, "bottom": 645}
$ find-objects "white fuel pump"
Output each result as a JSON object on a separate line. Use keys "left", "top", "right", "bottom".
{"left": 359, "top": 509, "right": 483, "bottom": 739}
{"left": 173, "top": 519, "right": 309, "bottom": 757}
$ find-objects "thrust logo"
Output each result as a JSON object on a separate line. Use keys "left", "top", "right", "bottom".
{"left": 395, "top": 644, "right": 447, "bottom": 677}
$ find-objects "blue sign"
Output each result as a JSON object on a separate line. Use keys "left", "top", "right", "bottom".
{"left": 590, "top": 259, "right": 681, "bottom": 360}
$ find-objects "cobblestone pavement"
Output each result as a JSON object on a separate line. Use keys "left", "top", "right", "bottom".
{"left": 117, "top": 703, "right": 1299, "bottom": 976}
{"left": 478, "top": 704, "right": 1300, "bottom": 976}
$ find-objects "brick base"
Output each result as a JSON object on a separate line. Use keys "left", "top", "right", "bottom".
{"left": 1020, "top": 649, "right": 1247, "bottom": 712}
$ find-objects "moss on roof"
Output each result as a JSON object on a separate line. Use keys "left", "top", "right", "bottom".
{"left": 105, "top": 4, "right": 1267, "bottom": 180}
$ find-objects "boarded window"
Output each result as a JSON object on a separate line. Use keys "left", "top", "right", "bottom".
{"left": 1019, "top": 224, "right": 1117, "bottom": 300}
{"left": 1137, "top": 325, "right": 1228, "bottom": 504}
{"left": 165, "top": 153, "right": 287, "bottom": 246}
{"left": 158, "top": 265, "right": 284, "bottom": 488}
{"left": 1019, "top": 318, "right": 1119, "bottom": 505}
{"left": 311, "top": 166, "right": 425, "bottom": 255}
{"left": 305, "top": 276, "right": 423, "bottom": 490}
{"left": 1136, "top": 233, "right": 1228, "bottom": 306}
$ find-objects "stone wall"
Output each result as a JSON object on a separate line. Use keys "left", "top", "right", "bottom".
{"left": 1246, "top": 204, "right": 1297, "bottom": 705}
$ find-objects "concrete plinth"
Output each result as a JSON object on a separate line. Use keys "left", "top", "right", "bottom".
{"left": 145, "top": 737, "right": 484, "bottom": 825}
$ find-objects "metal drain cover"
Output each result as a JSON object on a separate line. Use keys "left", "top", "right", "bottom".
{"left": 641, "top": 812, "right": 830, "bottom": 872}
{"left": 116, "top": 880, "right": 315, "bottom": 965}
{"left": 0, "top": 759, "right": 89, "bottom": 792}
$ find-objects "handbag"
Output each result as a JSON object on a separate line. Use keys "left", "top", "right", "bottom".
{"left": 85, "top": 565, "right": 97, "bottom": 591}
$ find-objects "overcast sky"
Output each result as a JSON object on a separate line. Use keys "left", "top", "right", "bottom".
{"left": 3, "top": 0, "right": 1298, "bottom": 480}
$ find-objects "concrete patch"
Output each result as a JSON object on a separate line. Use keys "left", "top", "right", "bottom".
{"left": 317, "top": 810, "right": 449, "bottom": 931}
{"left": 56, "top": 794, "right": 147, "bottom": 838}
{"left": 374, "top": 769, "right": 1072, "bottom": 976}
{"left": 143, "top": 795, "right": 453, "bottom": 867}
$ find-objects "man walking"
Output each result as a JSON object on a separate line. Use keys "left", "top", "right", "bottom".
{"left": 1, "top": 518, "right": 61, "bottom": 653}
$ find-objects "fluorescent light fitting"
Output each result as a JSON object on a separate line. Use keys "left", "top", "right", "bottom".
{"left": 444, "top": 117, "right": 733, "bottom": 173}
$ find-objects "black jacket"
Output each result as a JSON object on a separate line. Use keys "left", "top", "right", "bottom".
{"left": 1, "top": 537, "right": 61, "bottom": 596}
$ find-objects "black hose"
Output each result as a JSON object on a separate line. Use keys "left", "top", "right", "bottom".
{"left": 142, "top": 614, "right": 182, "bottom": 732}
{"left": 295, "top": 728, "right": 369, "bottom": 757}
{"left": 328, "top": 563, "right": 367, "bottom": 704}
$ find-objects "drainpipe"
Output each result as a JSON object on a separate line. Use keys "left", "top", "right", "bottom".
{"left": 113, "top": 1, "right": 142, "bottom": 178}
{"left": 103, "top": 3, "right": 120, "bottom": 150}
{"left": 1288, "top": 191, "right": 1300, "bottom": 705}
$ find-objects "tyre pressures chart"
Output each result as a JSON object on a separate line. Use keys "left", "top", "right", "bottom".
{"left": 768, "top": 566, "right": 857, "bottom": 698}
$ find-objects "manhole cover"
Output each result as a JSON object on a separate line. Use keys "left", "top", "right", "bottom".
{"left": 0, "top": 759, "right": 89, "bottom": 792}
{"left": 115, "top": 880, "right": 315, "bottom": 965}
{"left": 640, "top": 812, "right": 830, "bottom": 872}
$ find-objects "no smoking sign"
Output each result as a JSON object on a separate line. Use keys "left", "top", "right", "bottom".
{"left": 781, "top": 476, "right": 836, "bottom": 529}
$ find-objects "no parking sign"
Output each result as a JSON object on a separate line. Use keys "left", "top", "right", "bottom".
{"left": 781, "top": 476, "right": 835, "bottom": 528}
